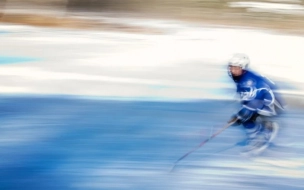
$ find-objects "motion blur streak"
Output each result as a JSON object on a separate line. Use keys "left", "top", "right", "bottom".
{"left": 0, "top": 0, "right": 304, "bottom": 189}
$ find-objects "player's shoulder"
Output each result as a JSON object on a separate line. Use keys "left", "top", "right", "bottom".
{"left": 239, "top": 70, "right": 259, "bottom": 84}
{"left": 244, "top": 70, "right": 271, "bottom": 86}
{"left": 244, "top": 70, "right": 263, "bottom": 79}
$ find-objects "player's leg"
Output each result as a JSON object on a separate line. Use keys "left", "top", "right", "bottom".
{"left": 242, "top": 114, "right": 269, "bottom": 153}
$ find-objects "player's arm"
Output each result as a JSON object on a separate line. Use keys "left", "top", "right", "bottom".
{"left": 228, "top": 106, "right": 256, "bottom": 126}
{"left": 228, "top": 88, "right": 273, "bottom": 125}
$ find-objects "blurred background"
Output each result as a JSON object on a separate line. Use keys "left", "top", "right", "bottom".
{"left": 0, "top": 0, "right": 304, "bottom": 190}
{"left": 1, "top": 0, "right": 304, "bottom": 33}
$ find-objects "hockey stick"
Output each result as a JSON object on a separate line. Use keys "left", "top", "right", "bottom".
{"left": 170, "top": 118, "right": 237, "bottom": 172}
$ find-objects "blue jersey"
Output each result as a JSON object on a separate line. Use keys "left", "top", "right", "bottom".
{"left": 232, "top": 70, "right": 285, "bottom": 116}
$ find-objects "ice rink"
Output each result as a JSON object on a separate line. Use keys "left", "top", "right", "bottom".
{"left": 0, "top": 18, "right": 304, "bottom": 189}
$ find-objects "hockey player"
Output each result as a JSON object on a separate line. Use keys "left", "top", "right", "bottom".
{"left": 227, "top": 53, "right": 286, "bottom": 154}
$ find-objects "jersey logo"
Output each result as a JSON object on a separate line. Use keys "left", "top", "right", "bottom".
{"left": 246, "top": 80, "right": 254, "bottom": 86}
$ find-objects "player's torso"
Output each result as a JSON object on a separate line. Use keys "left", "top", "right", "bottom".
{"left": 236, "top": 71, "right": 268, "bottom": 100}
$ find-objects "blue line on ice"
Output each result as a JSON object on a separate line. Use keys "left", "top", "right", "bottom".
{"left": 0, "top": 56, "right": 38, "bottom": 64}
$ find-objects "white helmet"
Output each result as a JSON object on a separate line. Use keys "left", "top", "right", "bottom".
{"left": 228, "top": 53, "right": 250, "bottom": 70}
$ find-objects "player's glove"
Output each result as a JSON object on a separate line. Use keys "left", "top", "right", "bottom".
{"left": 228, "top": 107, "right": 255, "bottom": 126}
{"left": 228, "top": 114, "right": 243, "bottom": 126}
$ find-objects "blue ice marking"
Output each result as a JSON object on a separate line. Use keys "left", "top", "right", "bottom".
{"left": 0, "top": 56, "right": 38, "bottom": 64}
{"left": 0, "top": 31, "right": 9, "bottom": 34}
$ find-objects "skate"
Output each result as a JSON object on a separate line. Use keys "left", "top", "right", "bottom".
{"left": 242, "top": 121, "right": 279, "bottom": 156}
